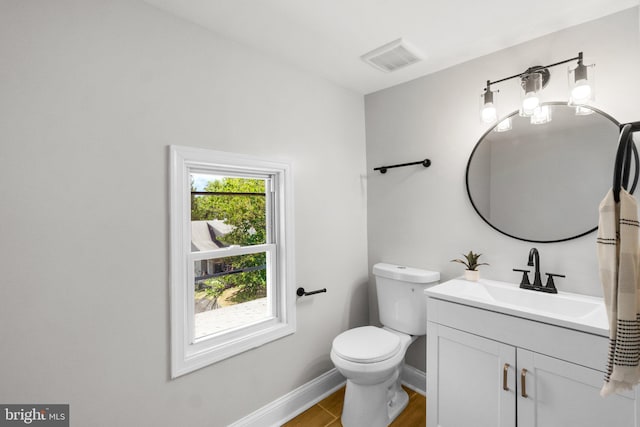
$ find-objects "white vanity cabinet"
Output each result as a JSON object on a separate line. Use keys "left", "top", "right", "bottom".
{"left": 426, "top": 295, "right": 640, "bottom": 427}
{"left": 427, "top": 324, "right": 515, "bottom": 426}
{"left": 516, "top": 348, "right": 635, "bottom": 427}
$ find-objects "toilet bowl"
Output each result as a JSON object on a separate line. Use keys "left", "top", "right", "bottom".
{"left": 330, "top": 263, "right": 439, "bottom": 427}
{"left": 331, "top": 326, "right": 415, "bottom": 427}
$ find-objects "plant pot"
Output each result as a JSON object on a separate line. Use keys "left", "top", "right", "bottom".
{"left": 464, "top": 270, "right": 480, "bottom": 281}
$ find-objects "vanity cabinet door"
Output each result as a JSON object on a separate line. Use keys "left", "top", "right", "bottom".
{"left": 427, "top": 323, "right": 516, "bottom": 427}
{"left": 517, "top": 349, "right": 637, "bottom": 427}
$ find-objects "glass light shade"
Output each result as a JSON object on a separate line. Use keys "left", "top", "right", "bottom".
{"left": 571, "top": 80, "right": 591, "bottom": 100}
{"left": 520, "top": 72, "right": 542, "bottom": 117}
{"left": 480, "top": 90, "right": 498, "bottom": 124}
{"left": 494, "top": 117, "right": 512, "bottom": 132}
{"left": 530, "top": 105, "right": 552, "bottom": 125}
{"left": 481, "top": 103, "right": 497, "bottom": 124}
{"left": 521, "top": 93, "right": 540, "bottom": 115}
{"left": 568, "top": 63, "right": 595, "bottom": 106}
{"left": 575, "top": 105, "right": 595, "bottom": 116}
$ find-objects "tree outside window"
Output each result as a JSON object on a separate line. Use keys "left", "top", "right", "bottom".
{"left": 191, "top": 176, "right": 267, "bottom": 309}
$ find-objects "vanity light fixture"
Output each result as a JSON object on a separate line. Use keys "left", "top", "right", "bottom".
{"left": 480, "top": 82, "right": 498, "bottom": 124}
{"left": 568, "top": 52, "right": 595, "bottom": 106}
{"left": 519, "top": 69, "right": 547, "bottom": 117}
{"left": 479, "top": 52, "right": 594, "bottom": 127}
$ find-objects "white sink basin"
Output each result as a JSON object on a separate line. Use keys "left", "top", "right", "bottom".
{"left": 425, "top": 278, "right": 609, "bottom": 336}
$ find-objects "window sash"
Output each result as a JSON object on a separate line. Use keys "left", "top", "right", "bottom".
{"left": 189, "top": 243, "right": 274, "bottom": 262}
{"left": 188, "top": 244, "right": 277, "bottom": 343}
{"left": 189, "top": 173, "right": 274, "bottom": 251}
{"left": 186, "top": 173, "right": 272, "bottom": 250}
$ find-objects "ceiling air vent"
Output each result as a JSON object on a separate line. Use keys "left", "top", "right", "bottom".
{"left": 361, "top": 38, "right": 424, "bottom": 73}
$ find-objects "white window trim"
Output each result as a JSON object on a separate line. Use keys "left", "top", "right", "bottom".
{"left": 169, "top": 145, "right": 296, "bottom": 378}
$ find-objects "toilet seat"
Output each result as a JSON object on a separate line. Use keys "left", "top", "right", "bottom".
{"left": 332, "top": 326, "right": 401, "bottom": 363}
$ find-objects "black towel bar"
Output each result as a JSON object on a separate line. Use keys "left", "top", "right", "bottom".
{"left": 374, "top": 158, "right": 431, "bottom": 174}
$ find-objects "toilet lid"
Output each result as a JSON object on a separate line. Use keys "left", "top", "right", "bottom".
{"left": 332, "top": 326, "right": 401, "bottom": 363}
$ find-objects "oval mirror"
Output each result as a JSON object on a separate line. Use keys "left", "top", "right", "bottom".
{"left": 466, "top": 102, "right": 620, "bottom": 243}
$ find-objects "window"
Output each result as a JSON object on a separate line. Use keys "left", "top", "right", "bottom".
{"left": 170, "top": 146, "right": 295, "bottom": 377}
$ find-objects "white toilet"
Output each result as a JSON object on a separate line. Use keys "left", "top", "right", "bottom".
{"left": 330, "top": 262, "right": 439, "bottom": 427}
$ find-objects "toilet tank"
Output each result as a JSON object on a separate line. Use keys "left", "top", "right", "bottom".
{"left": 373, "top": 263, "right": 440, "bottom": 335}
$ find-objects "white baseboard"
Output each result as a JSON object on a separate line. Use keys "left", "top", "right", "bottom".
{"left": 401, "top": 364, "right": 426, "bottom": 395}
{"left": 228, "top": 368, "right": 346, "bottom": 427}
{"left": 229, "top": 364, "right": 425, "bottom": 427}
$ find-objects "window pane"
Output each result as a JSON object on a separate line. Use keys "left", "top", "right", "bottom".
{"left": 194, "top": 253, "right": 270, "bottom": 339}
{"left": 190, "top": 173, "right": 267, "bottom": 251}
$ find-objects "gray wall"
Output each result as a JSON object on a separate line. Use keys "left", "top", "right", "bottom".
{"left": 0, "top": 1, "right": 368, "bottom": 426}
{"left": 483, "top": 110, "right": 617, "bottom": 241}
{"left": 366, "top": 8, "right": 640, "bottom": 371}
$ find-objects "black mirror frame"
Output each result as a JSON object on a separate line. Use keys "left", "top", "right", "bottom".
{"left": 465, "top": 102, "right": 624, "bottom": 243}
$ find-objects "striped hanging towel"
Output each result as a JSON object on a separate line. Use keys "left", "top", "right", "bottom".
{"left": 597, "top": 188, "right": 640, "bottom": 396}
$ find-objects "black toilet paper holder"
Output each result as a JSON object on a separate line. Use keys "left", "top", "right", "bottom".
{"left": 296, "top": 287, "right": 327, "bottom": 297}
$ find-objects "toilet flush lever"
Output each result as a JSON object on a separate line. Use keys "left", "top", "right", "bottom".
{"left": 296, "top": 287, "right": 327, "bottom": 297}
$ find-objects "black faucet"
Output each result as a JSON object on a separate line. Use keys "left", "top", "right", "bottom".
{"left": 527, "top": 248, "right": 543, "bottom": 288}
{"left": 513, "top": 248, "right": 563, "bottom": 294}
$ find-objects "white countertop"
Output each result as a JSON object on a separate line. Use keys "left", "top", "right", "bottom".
{"left": 425, "top": 277, "right": 609, "bottom": 337}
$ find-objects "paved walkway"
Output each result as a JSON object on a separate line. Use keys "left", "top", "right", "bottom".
{"left": 195, "top": 298, "right": 268, "bottom": 338}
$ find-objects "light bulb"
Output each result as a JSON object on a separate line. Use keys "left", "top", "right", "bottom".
{"left": 481, "top": 103, "right": 497, "bottom": 124}
{"left": 522, "top": 92, "right": 539, "bottom": 115}
{"left": 571, "top": 79, "right": 592, "bottom": 104}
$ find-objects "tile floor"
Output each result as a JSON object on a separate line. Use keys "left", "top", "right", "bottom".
{"left": 282, "top": 385, "right": 426, "bottom": 427}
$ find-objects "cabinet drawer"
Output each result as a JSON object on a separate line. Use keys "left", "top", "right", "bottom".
{"left": 427, "top": 298, "right": 608, "bottom": 371}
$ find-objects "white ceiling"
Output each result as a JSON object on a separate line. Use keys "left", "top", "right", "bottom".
{"left": 143, "top": 0, "right": 639, "bottom": 94}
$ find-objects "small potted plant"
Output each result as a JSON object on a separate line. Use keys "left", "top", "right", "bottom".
{"left": 451, "top": 251, "right": 488, "bottom": 281}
